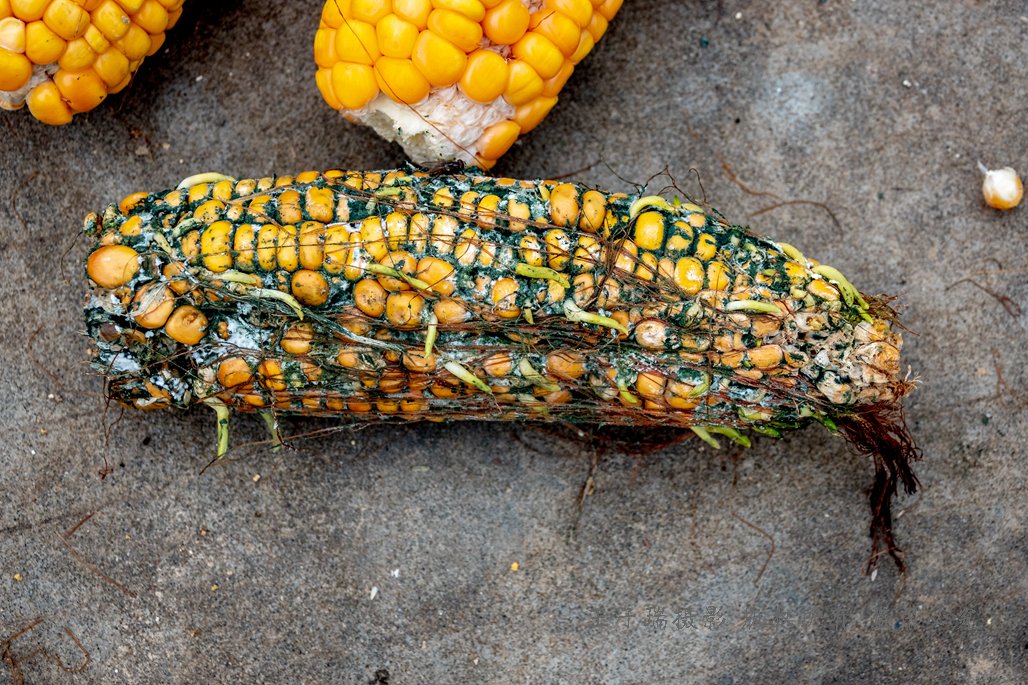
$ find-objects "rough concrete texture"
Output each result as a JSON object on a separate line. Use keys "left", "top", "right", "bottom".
{"left": 1, "top": 1, "right": 1026, "bottom": 683}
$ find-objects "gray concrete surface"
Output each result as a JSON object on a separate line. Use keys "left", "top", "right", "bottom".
{"left": 1, "top": 1, "right": 1026, "bottom": 683}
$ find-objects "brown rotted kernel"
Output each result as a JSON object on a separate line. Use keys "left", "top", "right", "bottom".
{"left": 132, "top": 283, "right": 176, "bottom": 329}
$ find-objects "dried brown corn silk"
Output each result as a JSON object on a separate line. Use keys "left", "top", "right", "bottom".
{"left": 83, "top": 167, "right": 919, "bottom": 571}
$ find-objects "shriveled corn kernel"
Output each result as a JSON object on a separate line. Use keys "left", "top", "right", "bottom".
{"left": 748, "top": 344, "right": 783, "bottom": 370}
{"left": 164, "top": 305, "right": 207, "bottom": 345}
{"left": 491, "top": 277, "right": 520, "bottom": 318}
{"left": 707, "top": 261, "right": 731, "bottom": 291}
{"left": 131, "top": 283, "right": 175, "bottom": 329}
{"left": 808, "top": 278, "right": 840, "bottom": 301}
{"left": 546, "top": 350, "right": 585, "bottom": 380}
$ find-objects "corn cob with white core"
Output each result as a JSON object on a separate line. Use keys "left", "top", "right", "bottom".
{"left": 313, "top": 0, "right": 622, "bottom": 168}
{"left": 0, "top": 0, "right": 183, "bottom": 124}
{"left": 84, "top": 167, "right": 919, "bottom": 571}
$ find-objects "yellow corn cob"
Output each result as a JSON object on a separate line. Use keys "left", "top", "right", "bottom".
{"left": 0, "top": 0, "right": 184, "bottom": 124}
{"left": 313, "top": 0, "right": 623, "bottom": 168}
{"left": 84, "top": 167, "right": 919, "bottom": 572}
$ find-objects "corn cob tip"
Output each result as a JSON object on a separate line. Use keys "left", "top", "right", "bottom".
{"left": 0, "top": 0, "right": 185, "bottom": 124}
{"left": 313, "top": 0, "right": 623, "bottom": 167}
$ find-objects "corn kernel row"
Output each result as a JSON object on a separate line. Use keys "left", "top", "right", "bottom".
{"left": 0, "top": 0, "right": 183, "bottom": 124}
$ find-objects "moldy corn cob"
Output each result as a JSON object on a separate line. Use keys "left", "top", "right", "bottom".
{"left": 0, "top": 0, "right": 184, "bottom": 124}
{"left": 84, "top": 167, "right": 919, "bottom": 571}
{"left": 313, "top": 0, "right": 622, "bottom": 168}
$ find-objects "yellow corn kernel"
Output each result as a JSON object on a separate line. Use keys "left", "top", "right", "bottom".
{"left": 385, "top": 291, "right": 424, "bottom": 328}
{"left": 513, "top": 95, "right": 557, "bottom": 134}
{"left": 544, "top": 228, "right": 571, "bottom": 270}
{"left": 411, "top": 29, "right": 465, "bottom": 87}
{"left": 688, "top": 233, "right": 714, "bottom": 261}
{"left": 351, "top": 0, "right": 390, "bottom": 23}
{"left": 54, "top": 66, "right": 106, "bottom": 111}
{"left": 334, "top": 19, "right": 379, "bottom": 64}
{"left": 394, "top": 0, "right": 432, "bottom": 29}
{"left": 230, "top": 223, "right": 256, "bottom": 272}
{"left": 505, "top": 197, "right": 530, "bottom": 232}
{"left": 218, "top": 357, "right": 253, "bottom": 389}
{"left": 381, "top": 211, "right": 408, "bottom": 250}
{"left": 519, "top": 234, "right": 543, "bottom": 267}
{"left": 92, "top": 46, "right": 131, "bottom": 86}
{"left": 376, "top": 13, "right": 418, "bottom": 58}
{"left": 476, "top": 119, "right": 520, "bottom": 162}
{"left": 429, "top": 215, "right": 458, "bottom": 254}
{"left": 276, "top": 189, "right": 301, "bottom": 224}
{"left": 504, "top": 58, "right": 543, "bottom": 105}
{"left": 633, "top": 211, "right": 665, "bottom": 251}
{"left": 24, "top": 19, "right": 65, "bottom": 63}
{"left": 512, "top": 31, "right": 563, "bottom": 79}
{"left": 115, "top": 23, "right": 150, "bottom": 60}
{"left": 9, "top": 0, "right": 42, "bottom": 21}
{"left": 200, "top": 220, "right": 234, "bottom": 273}
{"left": 459, "top": 48, "right": 508, "bottom": 103}
{"left": 433, "top": 297, "right": 469, "bottom": 324}
{"left": 375, "top": 55, "right": 430, "bottom": 104}
{"left": 91, "top": 0, "right": 130, "bottom": 41}
{"left": 613, "top": 238, "right": 637, "bottom": 274}
{"left": 56, "top": 33, "right": 92, "bottom": 68}
{"left": 687, "top": 212, "right": 706, "bottom": 228}
{"left": 427, "top": 8, "right": 482, "bottom": 53}
{"left": 434, "top": 0, "right": 485, "bottom": 21}
{"left": 354, "top": 278, "right": 387, "bottom": 317}
{"left": 547, "top": 183, "right": 579, "bottom": 227}
{"left": 321, "top": 225, "right": 350, "bottom": 274}
{"left": 673, "top": 257, "right": 704, "bottom": 295}
{"left": 634, "top": 319, "right": 668, "bottom": 350}
{"left": 531, "top": 8, "right": 580, "bottom": 56}
{"left": 256, "top": 224, "right": 279, "bottom": 271}
{"left": 298, "top": 221, "right": 325, "bottom": 270}
{"left": 42, "top": 0, "right": 88, "bottom": 40}
{"left": 476, "top": 193, "right": 501, "bottom": 227}
{"left": 597, "top": 0, "right": 622, "bottom": 21}
{"left": 453, "top": 228, "right": 479, "bottom": 266}
{"left": 541, "top": 59, "right": 573, "bottom": 97}
{"left": 546, "top": 0, "right": 593, "bottom": 26}
{"left": 636, "top": 251, "right": 658, "bottom": 281}
{"left": 707, "top": 261, "right": 731, "bottom": 291}
{"left": 291, "top": 269, "right": 329, "bottom": 306}
{"left": 274, "top": 224, "right": 298, "bottom": 272}
{"left": 331, "top": 61, "right": 380, "bottom": 108}
{"left": 87, "top": 244, "right": 139, "bottom": 288}
{"left": 586, "top": 9, "right": 607, "bottom": 40}
{"left": 483, "top": 0, "right": 528, "bottom": 44}
{"left": 568, "top": 25, "right": 593, "bottom": 63}
{"left": 0, "top": 17, "right": 25, "bottom": 53}
{"left": 358, "top": 215, "right": 386, "bottom": 261}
